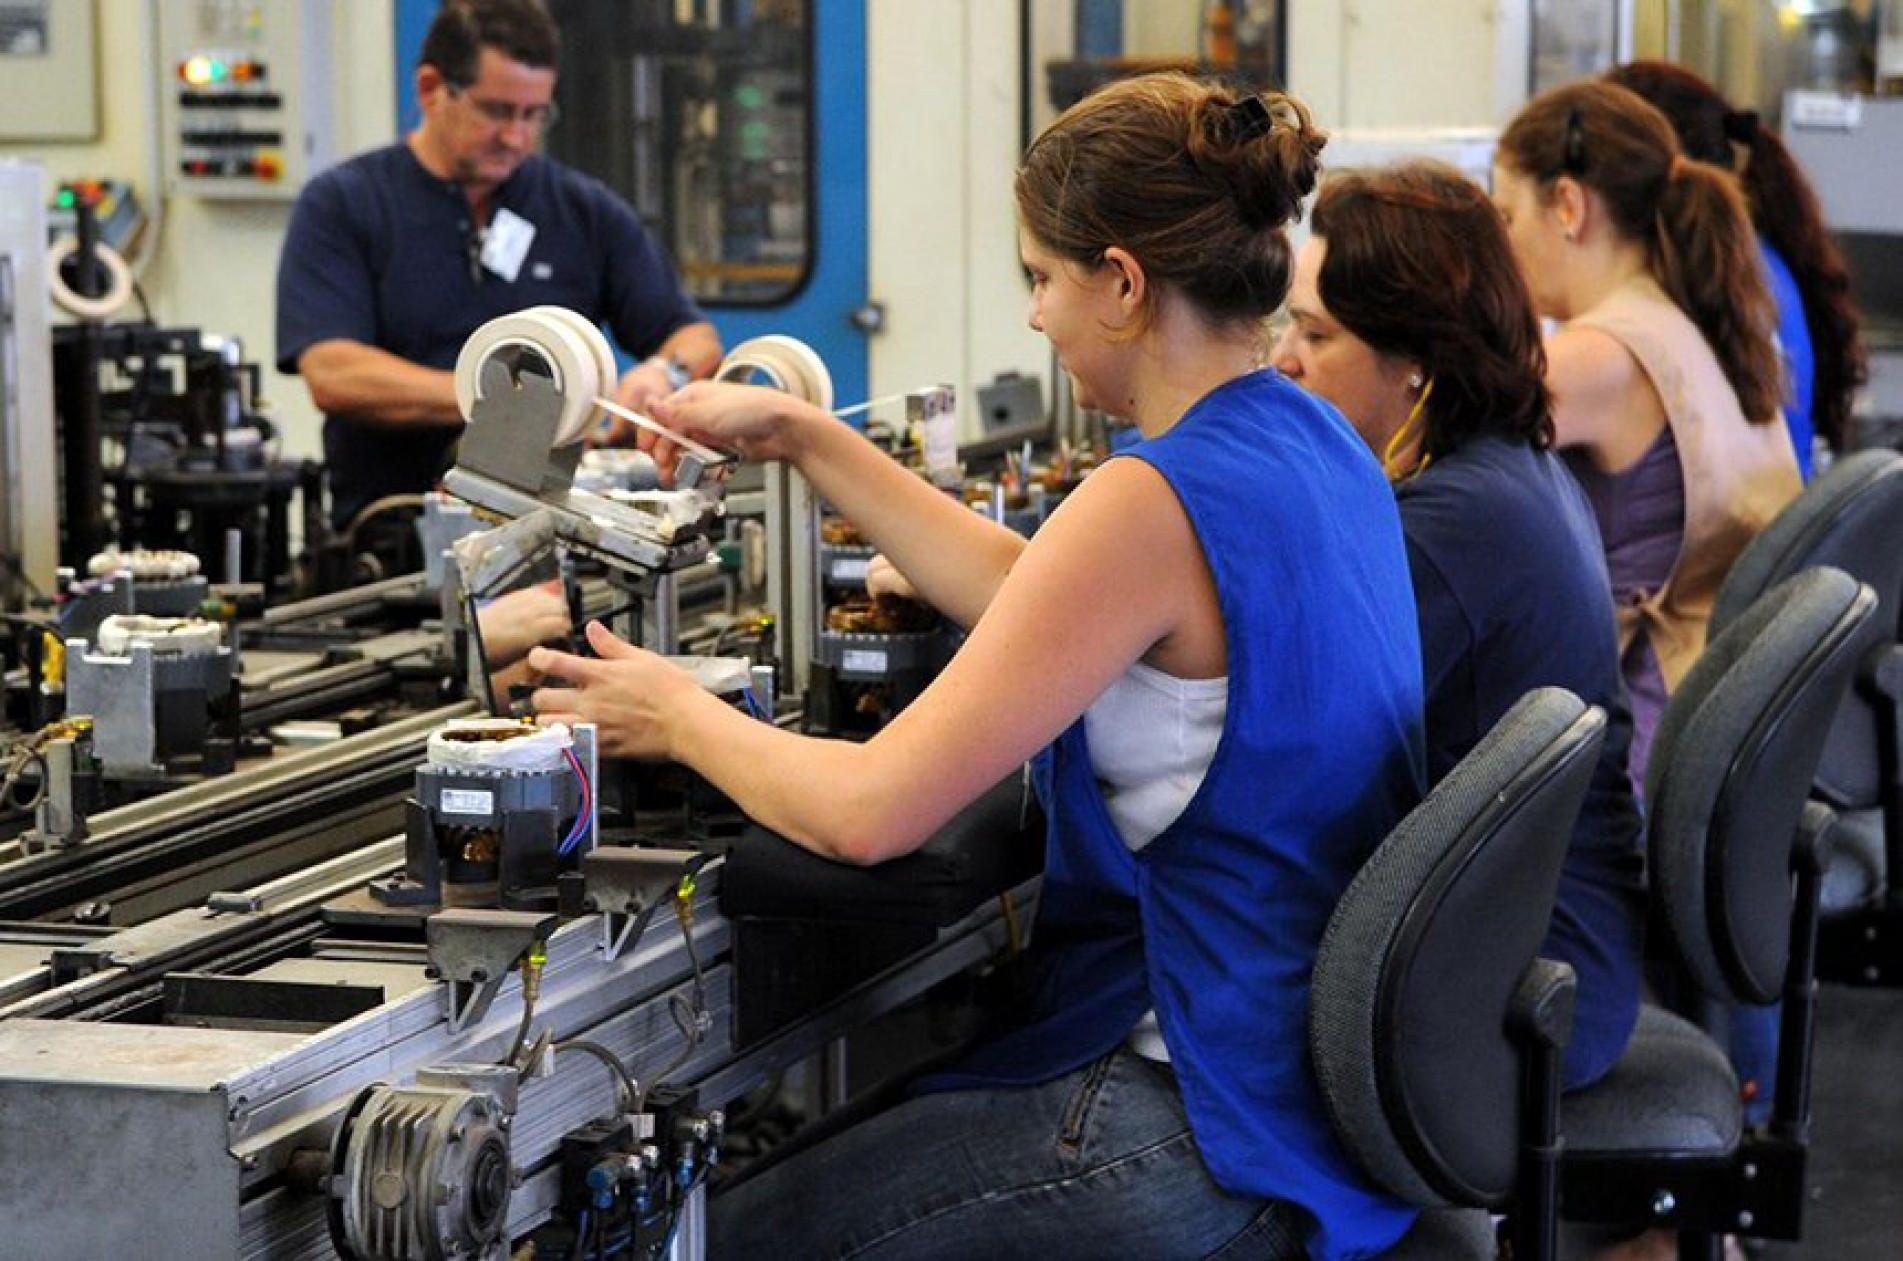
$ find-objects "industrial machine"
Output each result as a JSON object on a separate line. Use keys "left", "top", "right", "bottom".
{"left": 0, "top": 309, "right": 1040, "bottom": 1259}
{"left": 50, "top": 311, "right": 322, "bottom": 597}
{"left": 808, "top": 504, "right": 956, "bottom": 735}
{"left": 0, "top": 161, "right": 60, "bottom": 606}
{"left": 370, "top": 717, "right": 594, "bottom": 913}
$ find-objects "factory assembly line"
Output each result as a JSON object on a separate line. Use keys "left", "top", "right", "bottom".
{"left": 0, "top": 309, "right": 1045, "bottom": 1259}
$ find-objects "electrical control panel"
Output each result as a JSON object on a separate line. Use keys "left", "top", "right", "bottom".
{"left": 47, "top": 181, "right": 147, "bottom": 256}
{"left": 157, "top": 0, "right": 335, "bottom": 199}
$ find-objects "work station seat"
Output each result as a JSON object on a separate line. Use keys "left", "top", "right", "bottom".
{"left": 1312, "top": 687, "right": 1609, "bottom": 1261}
{"left": 1706, "top": 449, "right": 1903, "bottom": 948}
{"left": 1558, "top": 568, "right": 1881, "bottom": 1258}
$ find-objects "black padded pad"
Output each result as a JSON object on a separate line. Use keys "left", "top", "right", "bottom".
{"left": 716, "top": 772, "right": 1044, "bottom": 925}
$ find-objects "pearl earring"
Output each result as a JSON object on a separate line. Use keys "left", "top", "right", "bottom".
{"left": 1406, "top": 372, "right": 1424, "bottom": 391}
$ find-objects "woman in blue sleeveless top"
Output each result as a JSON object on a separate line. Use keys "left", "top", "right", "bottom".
{"left": 531, "top": 73, "right": 1425, "bottom": 1260}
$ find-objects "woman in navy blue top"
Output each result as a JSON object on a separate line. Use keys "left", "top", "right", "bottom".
{"left": 531, "top": 75, "right": 1425, "bottom": 1259}
{"left": 1273, "top": 160, "right": 1645, "bottom": 1090}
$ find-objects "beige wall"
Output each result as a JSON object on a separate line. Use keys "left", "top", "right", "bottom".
{"left": 4, "top": 0, "right": 399, "bottom": 463}
{"left": 1288, "top": 0, "right": 1531, "bottom": 129}
{"left": 865, "top": 0, "right": 1049, "bottom": 437}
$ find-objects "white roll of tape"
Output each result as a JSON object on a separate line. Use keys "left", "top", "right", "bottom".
{"left": 528, "top": 304, "right": 619, "bottom": 404}
{"left": 716, "top": 335, "right": 834, "bottom": 412}
{"left": 454, "top": 309, "right": 614, "bottom": 446}
{"left": 47, "top": 236, "right": 134, "bottom": 322}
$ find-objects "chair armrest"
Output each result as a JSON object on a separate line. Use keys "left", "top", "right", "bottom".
{"left": 1509, "top": 957, "right": 1577, "bottom": 1053}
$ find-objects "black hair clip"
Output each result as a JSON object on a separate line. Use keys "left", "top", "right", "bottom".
{"left": 1227, "top": 95, "right": 1272, "bottom": 142}
{"left": 1562, "top": 104, "right": 1588, "bottom": 176}
{"left": 1721, "top": 108, "right": 1761, "bottom": 144}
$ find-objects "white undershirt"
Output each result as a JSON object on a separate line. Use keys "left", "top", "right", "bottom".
{"left": 1084, "top": 659, "right": 1227, "bottom": 852}
{"left": 1081, "top": 660, "right": 1227, "bottom": 1062}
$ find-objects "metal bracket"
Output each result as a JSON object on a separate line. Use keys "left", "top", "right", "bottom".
{"left": 582, "top": 848, "right": 701, "bottom": 961}
{"left": 442, "top": 361, "right": 719, "bottom": 579}
{"left": 416, "top": 1062, "right": 522, "bottom": 1118}
{"left": 424, "top": 908, "right": 557, "bottom": 1033}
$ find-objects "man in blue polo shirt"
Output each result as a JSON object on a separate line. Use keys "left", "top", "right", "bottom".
{"left": 276, "top": 0, "right": 720, "bottom": 542}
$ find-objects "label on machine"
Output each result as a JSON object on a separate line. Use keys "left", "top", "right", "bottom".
{"left": 440, "top": 788, "right": 496, "bottom": 816}
{"left": 829, "top": 557, "right": 870, "bottom": 582}
{"left": 841, "top": 649, "right": 887, "bottom": 673}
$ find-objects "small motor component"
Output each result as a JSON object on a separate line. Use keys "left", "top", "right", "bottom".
{"left": 59, "top": 546, "right": 211, "bottom": 643}
{"left": 810, "top": 520, "right": 953, "bottom": 734}
{"left": 372, "top": 718, "right": 591, "bottom": 911}
{"left": 63, "top": 612, "right": 234, "bottom": 777}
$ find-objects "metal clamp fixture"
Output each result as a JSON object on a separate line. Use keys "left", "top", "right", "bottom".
{"left": 581, "top": 847, "right": 703, "bottom": 961}
{"left": 424, "top": 908, "right": 557, "bottom": 1033}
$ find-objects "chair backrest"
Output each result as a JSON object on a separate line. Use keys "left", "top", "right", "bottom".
{"left": 1648, "top": 567, "right": 1882, "bottom": 1005}
{"left": 1311, "top": 687, "right": 1606, "bottom": 1209}
{"left": 1709, "top": 448, "right": 1903, "bottom": 809}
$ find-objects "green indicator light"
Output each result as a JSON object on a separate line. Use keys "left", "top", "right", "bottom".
{"left": 56, "top": 188, "right": 75, "bottom": 208}
{"left": 736, "top": 83, "right": 765, "bottom": 109}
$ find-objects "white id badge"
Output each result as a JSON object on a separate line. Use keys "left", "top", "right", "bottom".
{"left": 481, "top": 207, "right": 537, "bottom": 282}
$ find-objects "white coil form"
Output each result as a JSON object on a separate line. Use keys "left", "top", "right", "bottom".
{"left": 455, "top": 307, "right": 835, "bottom": 446}
{"left": 86, "top": 546, "right": 202, "bottom": 581}
{"left": 425, "top": 716, "right": 572, "bottom": 773}
{"left": 94, "top": 614, "right": 222, "bottom": 656}
{"left": 47, "top": 236, "right": 135, "bottom": 321}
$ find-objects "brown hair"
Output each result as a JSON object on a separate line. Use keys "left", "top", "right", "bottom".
{"left": 421, "top": 0, "right": 560, "bottom": 86}
{"left": 1311, "top": 161, "right": 1553, "bottom": 457}
{"left": 1015, "top": 73, "right": 1326, "bottom": 329}
{"left": 1497, "top": 80, "right": 1782, "bottom": 426}
{"left": 1604, "top": 60, "right": 1867, "bottom": 451}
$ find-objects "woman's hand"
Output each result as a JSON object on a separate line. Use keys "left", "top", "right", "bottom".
{"left": 864, "top": 553, "right": 922, "bottom": 602}
{"left": 645, "top": 381, "right": 809, "bottom": 483}
{"left": 527, "top": 621, "right": 709, "bottom": 759}
{"left": 476, "top": 581, "right": 571, "bottom": 668}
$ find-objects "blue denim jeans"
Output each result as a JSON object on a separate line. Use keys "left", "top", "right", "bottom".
{"left": 707, "top": 1046, "right": 1303, "bottom": 1259}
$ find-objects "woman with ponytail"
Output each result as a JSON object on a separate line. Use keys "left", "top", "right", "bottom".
{"left": 1606, "top": 59, "right": 1868, "bottom": 475}
{"left": 1494, "top": 80, "right": 1802, "bottom": 786}
{"left": 540, "top": 72, "right": 1426, "bottom": 1259}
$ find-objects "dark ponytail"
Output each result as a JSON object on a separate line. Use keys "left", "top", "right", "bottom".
{"left": 1652, "top": 157, "right": 1782, "bottom": 425}
{"left": 1499, "top": 80, "right": 1782, "bottom": 427}
{"left": 1737, "top": 125, "right": 1867, "bottom": 449}
{"left": 1605, "top": 60, "right": 1867, "bottom": 450}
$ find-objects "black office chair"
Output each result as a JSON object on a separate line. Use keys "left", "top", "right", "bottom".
{"left": 1311, "top": 687, "right": 1608, "bottom": 1261}
{"left": 1707, "top": 447, "right": 1903, "bottom": 977}
{"left": 1558, "top": 567, "right": 1881, "bottom": 1258}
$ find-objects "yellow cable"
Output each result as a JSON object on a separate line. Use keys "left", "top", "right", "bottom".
{"left": 1382, "top": 377, "right": 1435, "bottom": 481}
